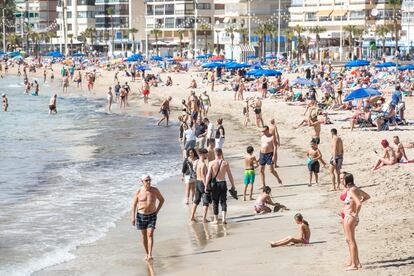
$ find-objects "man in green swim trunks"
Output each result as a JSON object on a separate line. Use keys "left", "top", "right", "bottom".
{"left": 243, "top": 146, "right": 258, "bottom": 201}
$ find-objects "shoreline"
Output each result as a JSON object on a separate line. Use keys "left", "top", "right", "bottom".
{"left": 4, "top": 62, "right": 414, "bottom": 275}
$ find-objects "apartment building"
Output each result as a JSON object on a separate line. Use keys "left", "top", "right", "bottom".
{"left": 289, "top": 0, "right": 402, "bottom": 59}
{"left": 145, "top": 0, "right": 215, "bottom": 55}
{"left": 15, "top": 0, "right": 58, "bottom": 33}
{"left": 402, "top": 0, "right": 414, "bottom": 53}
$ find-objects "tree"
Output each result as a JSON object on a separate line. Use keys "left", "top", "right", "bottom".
{"left": 284, "top": 28, "right": 294, "bottom": 58}
{"left": 128, "top": 28, "right": 139, "bottom": 53}
{"left": 199, "top": 23, "right": 210, "bottom": 53}
{"left": 353, "top": 27, "right": 365, "bottom": 59}
{"left": 236, "top": 28, "right": 249, "bottom": 45}
{"left": 225, "top": 26, "right": 236, "bottom": 60}
{"left": 67, "top": 34, "right": 74, "bottom": 54}
{"left": 308, "top": 26, "right": 326, "bottom": 61}
{"left": 388, "top": 0, "right": 402, "bottom": 54}
{"left": 293, "top": 25, "right": 306, "bottom": 63}
{"left": 265, "top": 24, "right": 276, "bottom": 55}
{"left": 254, "top": 28, "right": 266, "bottom": 60}
{"left": 151, "top": 28, "right": 162, "bottom": 56}
{"left": 375, "top": 25, "right": 390, "bottom": 56}
{"left": 84, "top": 27, "right": 96, "bottom": 52}
{"left": 177, "top": 29, "right": 185, "bottom": 57}
{"left": 344, "top": 25, "right": 357, "bottom": 59}
{"left": 106, "top": 7, "right": 115, "bottom": 57}
{"left": 6, "top": 33, "right": 19, "bottom": 51}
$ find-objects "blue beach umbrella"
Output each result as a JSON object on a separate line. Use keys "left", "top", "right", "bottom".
{"left": 165, "top": 55, "right": 173, "bottom": 58}
{"left": 224, "top": 62, "right": 250, "bottom": 69}
{"left": 246, "top": 55, "right": 257, "bottom": 59}
{"left": 344, "top": 60, "right": 370, "bottom": 68}
{"left": 375, "top": 62, "right": 397, "bottom": 68}
{"left": 202, "top": 62, "right": 225, "bottom": 68}
{"left": 291, "top": 78, "right": 315, "bottom": 86}
{"left": 150, "top": 56, "right": 163, "bottom": 61}
{"left": 398, "top": 64, "right": 414, "bottom": 71}
{"left": 246, "top": 69, "right": 282, "bottom": 77}
{"left": 343, "top": 87, "right": 381, "bottom": 102}
{"left": 196, "top": 54, "right": 207, "bottom": 59}
{"left": 71, "top": 53, "right": 86, "bottom": 57}
{"left": 136, "top": 64, "right": 151, "bottom": 71}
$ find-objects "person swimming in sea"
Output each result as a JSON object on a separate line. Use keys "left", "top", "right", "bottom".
{"left": 270, "top": 213, "right": 310, "bottom": 247}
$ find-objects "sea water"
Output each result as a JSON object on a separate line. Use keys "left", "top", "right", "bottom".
{"left": 0, "top": 76, "right": 181, "bottom": 275}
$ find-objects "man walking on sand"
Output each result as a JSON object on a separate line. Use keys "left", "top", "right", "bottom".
{"left": 205, "top": 148, "right": 236, "bottom": 224}
{"left": 131, "top": 175, "right": 165, "bottom": 261}
{"left": 157, "top": 96, "right": 172, "bottom": 126}
{"left": 190, "top": 149, "right": 210, "bottom": 222}
{"left": 269, "top": 119, "right": 280, "bottom": 167}
{"left": 329, "top": 128, "right": 344, "bottom": 191}
{"left": 259, "top": 126, "right": 282, "bottom": 188}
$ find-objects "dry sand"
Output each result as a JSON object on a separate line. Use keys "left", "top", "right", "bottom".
{"left": 9, "top": 63, "right": 414, "bottom": 275}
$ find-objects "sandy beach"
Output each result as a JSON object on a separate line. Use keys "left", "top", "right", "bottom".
{"left": 5, "top": 62, "right": 414, "bottom": 276}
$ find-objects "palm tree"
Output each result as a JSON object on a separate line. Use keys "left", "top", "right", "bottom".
{"left": 388, "top": 0, "right": 402, "bottom": 53}
{"left": 293, "top": 25, "right": 306, "bottom": 63}
{"left": 254, "top": 28, "right": 266, "bottom": 60}
{"left": 151, "top": 28, "right": 162, "bottom": 55}
{"left": 67, "top": 34, "right": 74, "bottom": 54}
{"left": 84, "top": 27, "right": 96, "bottom": 52}
{"left": 257, "top": 24, "right": 269, "bottom": 60}
{"left": 284, "top": 28, "right": 294, "bottom": 58}
{"left": 353, "top": 27, "right": 365, "bottom": 59}
{"left": 237, "top": 28, "right": 249, "bottom": 45}
{"left": 344, "top": 25, "right": 357, "bottom": 59}
{"left": 375, "top": 25, "right": 390, "bottom": 56}
{"left": 106, "top": 7, "right": 115, "bottom": 56}
{"left": 265, "top": 24, "right": 276, "bottom": 55}
{"left": 199, "top": 23, "right": 210, "bottom": 53}
{"left": 128, "top": 28, "right": 139, "bottom": 53}
{"left": 6, "top": 33, "right": 19, "bottom": 51}
{"left": 308, "top": 26, "right": 326, "bottom": 61}
{"left": 225, "top": 26, "right": 236, "bottom": 60}
{"left": 177, "top": 29, "right": 185, "bottom": 57}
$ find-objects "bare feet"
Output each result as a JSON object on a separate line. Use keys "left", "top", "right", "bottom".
{"left": 345, "top": 266, "right": 358, "bottom": 271}
{"left": 308, "top": 183, "right": 312, "bottom": 187}
{"left": 147, "top": 255, "right": 154, "bottom": 261}
{"left": 269, "top": 242, "right": 278, "bottom": 248}
{"left": 202, "top": 218, "right": 210, "bottom": 223}
{"left": 222, "top": 220, "right": 227, "bottom": 224}
{"left": 211, "top": 220, "right": 219, "bottom": 225}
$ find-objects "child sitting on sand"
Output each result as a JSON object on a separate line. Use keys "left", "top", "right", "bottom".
{"left": 270, "top": 213, "right": 311, "bottom": 247}
{"left": 254, "top": 186, "right": 288, "bottom": 214}
{"left": 243, "top": 146, "right": 258, "bottom": 201}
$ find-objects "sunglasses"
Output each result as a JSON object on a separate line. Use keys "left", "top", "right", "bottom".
{"left": 144, "top": 179, "right": 151, "bottom": 182}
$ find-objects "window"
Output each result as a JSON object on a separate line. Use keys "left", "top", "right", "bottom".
{"left": 196, "top": 3, "right": 211, "bottom": 9}
{"left": 165, "top": 18, "right": 174, "bottom": 28}
{"left": 165, "top": 4, "right": 174, "bottom": 15}
{"left": 215, "top": 4, "right": 224, "bottom": 10}
{"left": 67, "top": 11, "right": 72, "bottom": 18}
{"left": 305, "top": 12, "right": 317, "bottom": 21}
{"left": 350, "top": 10, "right": 366, "bottom": 20}
{"left": 77, "top": 0, "right": 95, "bottom": 5}
{"left": 146, "top": 5, "right": 153, "bottom": 15}
{"left": 291, "top": 0, "right": 303, "bottom": 6}
{"left": 154, "top": 5, "right": 164, "bottom": 15}
{"left": 67, "top": 24, "right": 72, "bottom": 31}
{"left": 77, "top": 11, "right": 95, "bottom": 18}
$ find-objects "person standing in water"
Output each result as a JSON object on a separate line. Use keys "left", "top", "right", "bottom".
{"left": 33, "top": 80, "right": 39, "bottom": 96}
{"left": 107, "top": 87, "right": 113, "bottom": 112}
{"left": 259, "top": 126, "right": 282, "bottom": 188}
{"left": 2, "top": 93, "right": 8, "bottom": 112}
{"left": 49, "top": 94, "right": 57, "bottom": 115}
{"left": 131, "top": 175, "right": 165, "bottom": 261}
{"left": 157, "top": 96, "right": 172, "bottom": 126}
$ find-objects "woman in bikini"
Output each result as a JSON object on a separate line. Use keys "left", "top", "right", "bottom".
{"left": 371, "top": 139, "right": 397, "bottom": 171}
{"left": 270, "top": 213, "right": 310, "bottom": 247}
{"left": 200, "top": 91, "right": 211, "bottom": 117}
{"left": 341, "top": 172, "right": 370, "bottom": 271}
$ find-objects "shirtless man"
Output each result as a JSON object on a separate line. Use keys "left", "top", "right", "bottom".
{"left": 207, "top": 139, "right": 216, "bottom": 162}
{"left": 269, "top": 119, "right": 281, "bottom": 167}
{"left": 309, "top": 104, "right": 321, "bottom": 145}
{"left": 157, "top": 96, "right": 172, "bottom": 126}
{"left": 393, "top": 136, "right": 408, "bottom": 162}
{"left": 250, "top": 97, "right": 264, "bottom": 128}
{"left": 49, "top": 94, "right": 57, "bottom": 115}
{"left": 329, "top": 128, "right": 344, "bottom": 191}
{"left": 259, "top": 126, "right": 283, "bottom": 188}
{"left": 205, "top": 148, "right": 236, "bottom": 224}
{"left": 190, "top": 149, "right": 210, "bottom": 222}
{"left": 188, "top": 91, "right": 200, "bottom": 126}
{"left": 119, "top": 86, "right": 127, "bottom": 110}
{"left": 2, "top": 93, "right": 8, "bottom": 112}
{"left": 131, "top": 175, "right": 165, "bottom": 261}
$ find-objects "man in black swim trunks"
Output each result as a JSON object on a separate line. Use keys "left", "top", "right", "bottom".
{"left": 190, "top": 149, "right": 210, "bottom": 222}
{"left": 157, "top": 96, "right": 172, "bottom": 126}
{"left": 131, "top": 175, "right": 165, "bottom": 261}
{"left": 259, "top": 126, "right": 282, "bottom": 188}
{"left": 49, "top": 94, "right": 57, "bottom": 115}
{"left": 250, "top": 97, "right": 264, "bottom": 127}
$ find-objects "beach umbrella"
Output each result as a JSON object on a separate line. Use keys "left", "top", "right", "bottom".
{"left": 7, "top": 51, "right": 20, "bottom": 56}
{"left": 150, "top": 56, "right": 163, "bottom": 61}
{"left": 246, "top": 69, "right": 282, "bottom": 77}
{"left": 71, "top": 53, "right": 86, "bottom": 57}
{"left": 398, "top": 64, "right": 414, "bottom": 71}
{"left": 172, "top": 56, "right": 183, "bottom": 61}
{"left": 375, "top": 62, "right": 397, "bottom": 68}
{"left": 62, "top": 59, "right": 73, "bottom": 65}
{"left": 136, "top": 64, "right": 151, "bottom": 71}
{"left": 343, "top": 87, "right": 381, "bottom": 102}
{"left": 0, "top": 51, "right": 6, "bottom": 55}
{"left": 202, "top": 62, "right": 225, "bottom": 68}
{"left": 291, "top": 78, "right": 315, "bottom": 86}
{"left": 344, "top": 60, "right": 370, "bottom": 68}
{"left": 246, "top": 55, "right": 257, "bottom": 59}
{"left": 12, "top": 55, "right": 23, "bottom": 59}
{"left": 165, "top": 55, "right": 173, "bottom": 58}
{"left": 196, "top": 54, "right": 207, "bottom": 59}
{"left": 211, "top": 56, "right": 224, "bottom": 61}
{"left": 224, "top": 62, "right": 250, "bottom": 69}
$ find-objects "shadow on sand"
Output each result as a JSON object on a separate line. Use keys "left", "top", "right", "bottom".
{"left": 364, "top": 256, "right": 414, "bottom": 269}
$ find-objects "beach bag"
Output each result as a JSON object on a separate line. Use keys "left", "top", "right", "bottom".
{"left": 208, "top": 160, "right": 222, "bottom": 191}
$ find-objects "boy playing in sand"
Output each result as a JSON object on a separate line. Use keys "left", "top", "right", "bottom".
{"left": 254, "top": 186, "right": 288, "bottom": 214}
{"left": 270, "top": 213, "right": 310, "bottom": 247}
{"left": 306, "top": 139, "right": 327, "bottom": 186}
{"left": 244, "top": 146, "right": 258, "bottom": 201}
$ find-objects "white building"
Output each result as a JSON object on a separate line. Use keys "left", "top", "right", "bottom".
{"left": 402, "top": 0, "right": 414, "bottom": 53}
